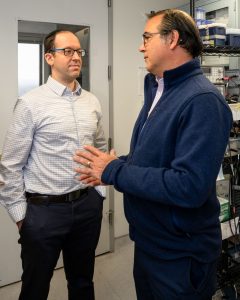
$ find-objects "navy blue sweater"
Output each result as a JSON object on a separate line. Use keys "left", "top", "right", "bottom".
{"left": 102, "top": 59, "right": 233, "bottom": 262}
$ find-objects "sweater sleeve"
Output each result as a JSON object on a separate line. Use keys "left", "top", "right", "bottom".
{"left": 102, "top": 93, "right": 232, "bottom": 209}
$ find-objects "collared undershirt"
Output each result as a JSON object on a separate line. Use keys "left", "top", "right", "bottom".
{"left": 148, "top": 76, "right": 164, "bottom": 117}
{"left": 140, "top": 76, "right": 164, "bottom": 133}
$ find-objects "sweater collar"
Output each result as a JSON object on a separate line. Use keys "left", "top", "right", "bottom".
{"left": 148, "top": 58, "right": 202, "bottom": 89}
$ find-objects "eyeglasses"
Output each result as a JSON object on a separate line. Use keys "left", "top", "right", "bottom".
{"left": 142, "top": 32, "right": 160, "bottom": 46}
{"left": 50, "top": 48, "right": 86, "bottom": 57}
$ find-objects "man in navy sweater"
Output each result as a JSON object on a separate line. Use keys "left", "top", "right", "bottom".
{"left": 74, "top": 9, "right": 233, "bottom": 300}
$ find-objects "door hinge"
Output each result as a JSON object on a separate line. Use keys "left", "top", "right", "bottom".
{"left": 108, "top": 65, "right": 112, "bottom": 80}
{"left": 108, "top": 0, "right": 111, "bottom": 8}
{"left": 108, "top": 209, "right": 114, "bottom": 225}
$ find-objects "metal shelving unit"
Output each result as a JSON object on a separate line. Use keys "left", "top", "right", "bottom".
{"left": 202, "top": 45, "right": 240, "bottom": 57}
{"left": 208, "top": 45, "right": 240, "bottom": 299}
{"left": 200, "top": 31, "right": 240, "bottom": 300}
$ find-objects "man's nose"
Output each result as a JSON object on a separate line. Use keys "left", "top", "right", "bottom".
{"left": 139, "top": 42, "right": 145, "bottom": 52}
{"left": 72, "top": 51, "right": 81, "bottom": 59}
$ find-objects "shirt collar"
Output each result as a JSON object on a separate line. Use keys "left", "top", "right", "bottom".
{"left": 46, "top": 76, "right": 81, "bottom": 97}
{"left": 155, "top": 76, "right": 164, "bottom": 88}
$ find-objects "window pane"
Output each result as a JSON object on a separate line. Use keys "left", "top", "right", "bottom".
{"left": 18, "top": 43, "right": 40, "bottom": 96}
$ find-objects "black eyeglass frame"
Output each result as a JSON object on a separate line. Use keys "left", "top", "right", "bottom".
{"left": 50, "top": 48, "right": 86, "bottom": 57}
{"left": 142, "top": 30, "right": 174, "bottom": 46}
{"left": 142, "top": 32, "right": 160, "bottom": 45}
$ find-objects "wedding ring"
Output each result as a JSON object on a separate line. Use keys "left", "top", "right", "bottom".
{"left": 87, "top": 161, "right": 91, "bottom": 168}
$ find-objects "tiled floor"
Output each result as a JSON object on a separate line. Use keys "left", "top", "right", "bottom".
{"left": 0, "top": 235, "right": 136, "bottom": 300}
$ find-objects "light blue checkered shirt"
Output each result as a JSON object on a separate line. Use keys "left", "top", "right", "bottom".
{"left": 0, "top": 76, "right": 106, "bottom": 222}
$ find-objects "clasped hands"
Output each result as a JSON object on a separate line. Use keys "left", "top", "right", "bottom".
{"left": 73, "top": 145, "right": 117, "bottom": 186}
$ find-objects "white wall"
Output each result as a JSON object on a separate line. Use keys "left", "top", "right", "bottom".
{"left": 112, "top": 0, "right": 189, "bottom": 237}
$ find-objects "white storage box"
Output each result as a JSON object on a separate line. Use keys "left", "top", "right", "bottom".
{"left": 202, "top": 34, "right": 226, "bottom": 46}
{"left": 199, "top": 23, "right": 226, "bottom": 38}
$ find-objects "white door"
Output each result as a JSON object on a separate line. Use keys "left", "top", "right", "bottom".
{"left": 0, "top": 0, "right": 111, "bottom": 287}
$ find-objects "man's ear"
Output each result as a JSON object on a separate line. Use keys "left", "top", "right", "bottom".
{"left": 169, "top": 30, "right": 180, "bottom": 50}
{"left": 44, "top": 52, "right": 54, "bottom": 66}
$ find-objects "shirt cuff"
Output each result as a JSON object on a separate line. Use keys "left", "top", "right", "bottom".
{"left": 8, "top": 201, "right": 27, "bottom": 223}
{"left": 95, "top": 186, "right": 106, "bottom": 197}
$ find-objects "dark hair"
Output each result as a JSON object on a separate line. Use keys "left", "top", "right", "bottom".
{"left": 148, "top": 9, "right": 203, "bottom": 57}
{"left": 44, "top": 29, "right": 76, "bottom": 54}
